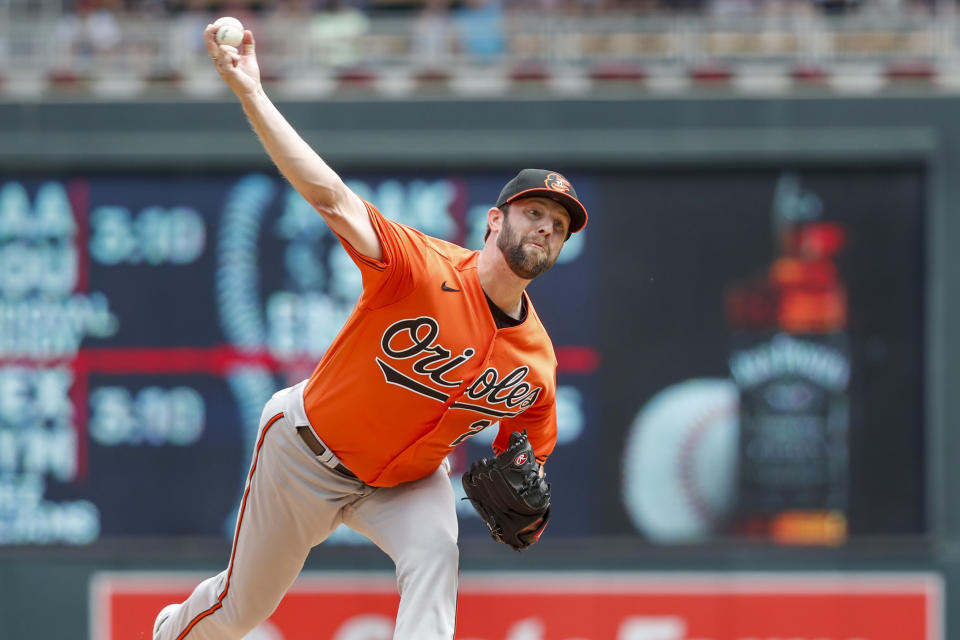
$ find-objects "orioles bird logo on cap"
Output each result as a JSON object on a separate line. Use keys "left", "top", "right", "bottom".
{"left": 544, "top": 172, "right": 571, "bottom": 193}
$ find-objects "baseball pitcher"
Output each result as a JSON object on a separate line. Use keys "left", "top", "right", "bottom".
{"left": 153, "top": 22, "right": 589, "bottom": 640}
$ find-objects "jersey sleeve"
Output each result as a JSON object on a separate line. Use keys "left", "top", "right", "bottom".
{"left": 492, "top": 391, "right": 558, "bottom": 465}
{"left": 335, "top": 200, "right": 428, "bottom": 308}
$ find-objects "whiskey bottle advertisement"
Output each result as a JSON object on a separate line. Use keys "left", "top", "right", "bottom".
{"left": 725, "top": 173, "right": 852, "bottom": 544}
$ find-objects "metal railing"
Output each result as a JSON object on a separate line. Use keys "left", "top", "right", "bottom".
{"left": 0, "top": 10, "right": 958, "bottom": 94}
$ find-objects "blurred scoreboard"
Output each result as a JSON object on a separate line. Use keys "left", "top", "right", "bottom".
{"left": 0, "top": 166, "right": 926, "bottom": 546}
{"left": 0, "top": 171, "right": 598, "bottom": 544}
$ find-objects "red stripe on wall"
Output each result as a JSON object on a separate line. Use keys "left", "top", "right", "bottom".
{"left": 71, "top": 346, "right": 313, "bottom": 376}
{"left": 48, "top": 344, "right": 600, "bottom": 376}
{"left": 68, "top": 179, "right": 90, "bottom": 293}
{"left": 555, "top": 346, "right": 600, "bottom": 374}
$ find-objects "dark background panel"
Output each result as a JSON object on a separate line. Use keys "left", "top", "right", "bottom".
{"left": 0, "top": 167, "right": 925, "bottom": 542}
{"left": 595, "top": 167, "right": 926, "bottom": 537}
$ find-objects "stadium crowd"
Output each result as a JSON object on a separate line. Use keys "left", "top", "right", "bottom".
{"left": 0, "top": 0, "right": 944, "bottom": 98}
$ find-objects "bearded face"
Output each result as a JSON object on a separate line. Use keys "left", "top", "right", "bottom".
{"left": 496, "top": 208, "right": 560, "bottom": 280}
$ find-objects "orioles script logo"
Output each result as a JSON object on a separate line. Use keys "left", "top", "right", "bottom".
{"left": 375, "top": 316, "right": 542, "bottom": 419}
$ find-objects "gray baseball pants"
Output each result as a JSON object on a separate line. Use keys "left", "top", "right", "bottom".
{"left": 155, "top": 380, "right": 459, "bottom": 640}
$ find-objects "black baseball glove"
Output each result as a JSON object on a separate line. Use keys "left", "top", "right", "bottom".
{"left": 461, "top": 429, "right": 551, "bottom": 551}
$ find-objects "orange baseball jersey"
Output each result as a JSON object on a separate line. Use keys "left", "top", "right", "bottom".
{"left": 302, "top": 200, "right": 559, "bottom": 487}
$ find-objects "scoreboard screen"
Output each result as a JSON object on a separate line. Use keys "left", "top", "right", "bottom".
{"left": 0, "top": 167, "right": 925, "bottom": 546}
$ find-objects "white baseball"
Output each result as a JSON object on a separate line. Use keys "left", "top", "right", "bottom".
{"left": 621, "top": 378, "right": 739, "bottom": 543}
{"left": 214, "top": 16, "right": 244, "bottom": 47}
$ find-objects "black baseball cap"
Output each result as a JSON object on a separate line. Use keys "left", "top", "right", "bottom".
{"left": 496, "top": 169, "right": 588, "bottom": 235}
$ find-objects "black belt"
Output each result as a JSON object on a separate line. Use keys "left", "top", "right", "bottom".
{"left": 296, "top": 427, "right": 358, "bottom": 479}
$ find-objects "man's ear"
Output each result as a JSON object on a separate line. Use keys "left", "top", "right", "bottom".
{"left": 488, "top": 206, "right": 505, "bottom": 235}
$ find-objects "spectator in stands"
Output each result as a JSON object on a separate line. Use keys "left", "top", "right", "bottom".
{"left": 412, "top": 0, "right": 455, "bottom": 69}
{"left": 455, "top": 0, "right": 507, "bottom": 62}
{"left": 170, "top": 0, "right": 218, "bottom": 61}
{"left": 56, "top": 0, "right": 122, "bottom": 65}
{"left": 309, "top": 0, "right": 372, "bottom": 67}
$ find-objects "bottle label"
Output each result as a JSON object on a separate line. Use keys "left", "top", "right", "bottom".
{"left": 730, "top": 332, "right": 851, "bottom": 513}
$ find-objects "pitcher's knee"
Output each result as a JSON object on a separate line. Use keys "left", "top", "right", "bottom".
{"left": 397, "top": 532, "right": 459, "bottom": 574}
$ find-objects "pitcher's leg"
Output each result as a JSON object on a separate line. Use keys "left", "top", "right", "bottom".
{"left": 156, "top": 407, "right": 349, "bottom": 639}
{"left": 343, "top": 466, "right": 459, "bottom": 640}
